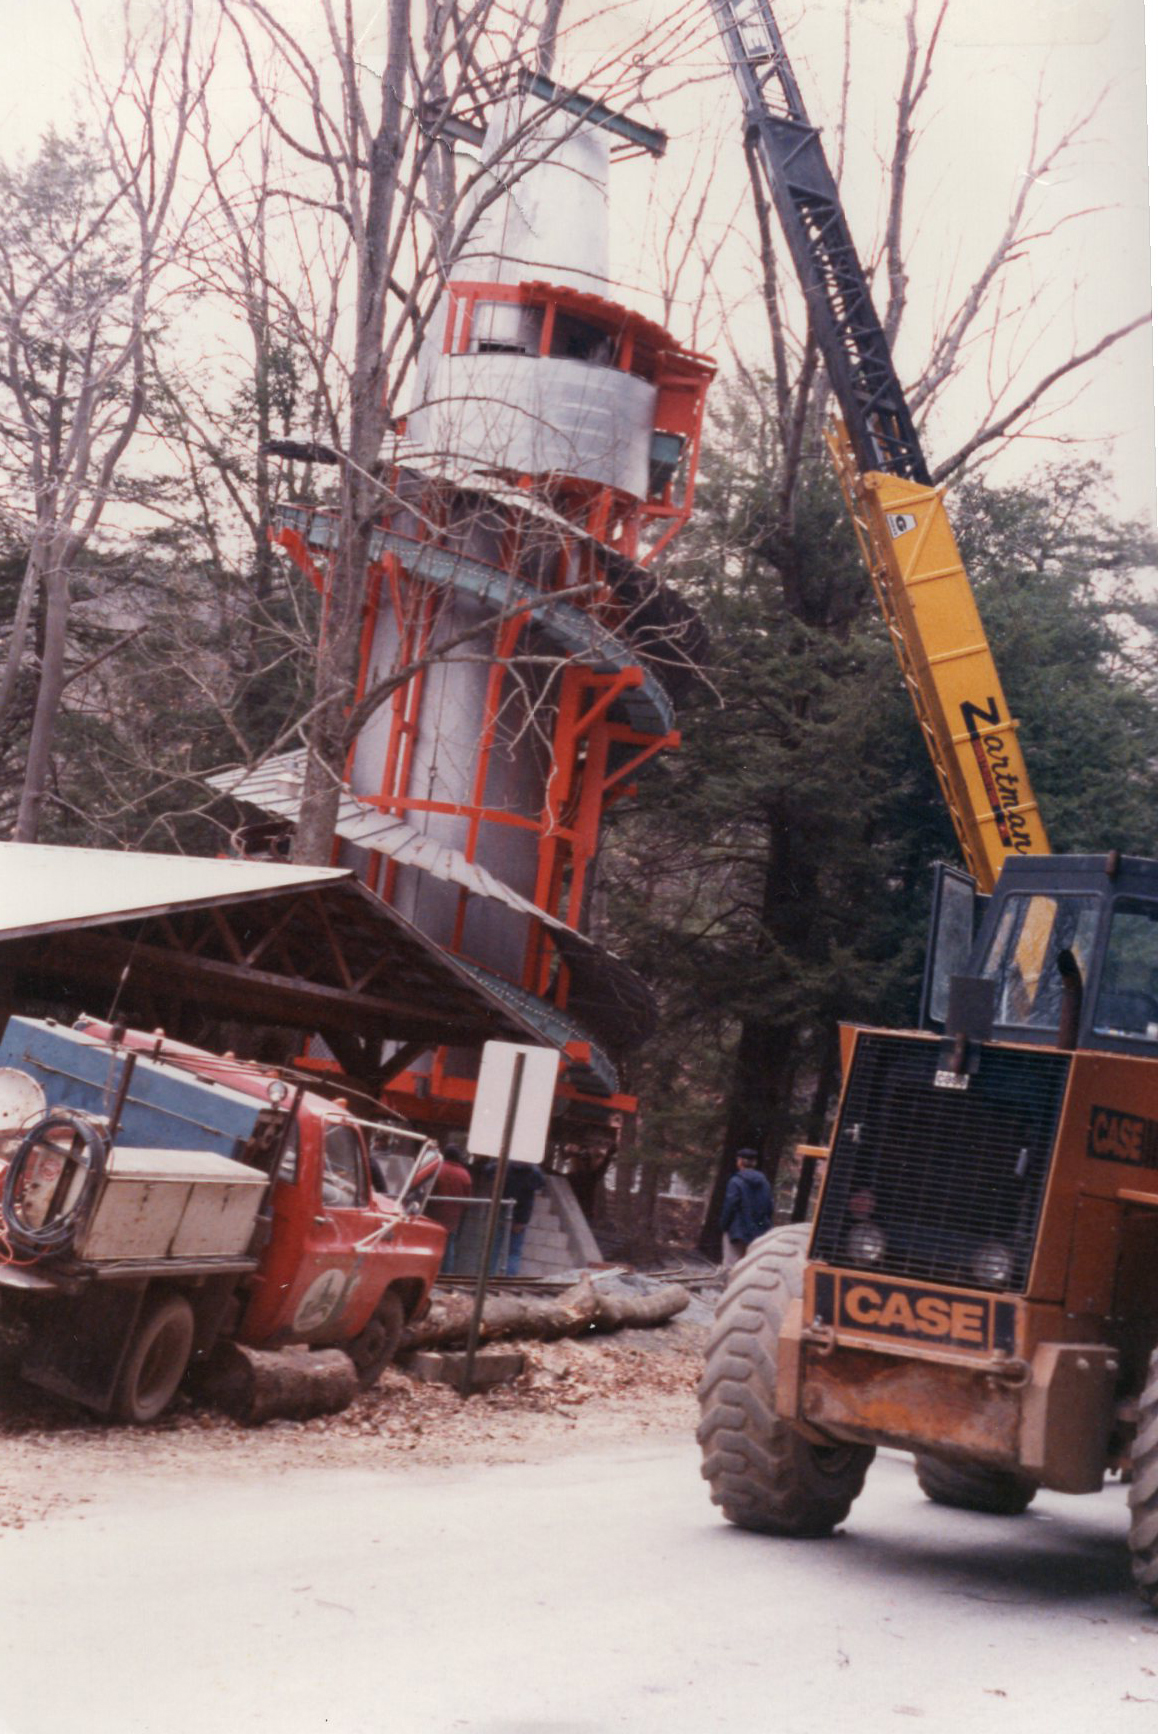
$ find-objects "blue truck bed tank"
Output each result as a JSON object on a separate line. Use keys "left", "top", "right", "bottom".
{"left": 0, "top": 1018, "right": 264, "bottom": 1158}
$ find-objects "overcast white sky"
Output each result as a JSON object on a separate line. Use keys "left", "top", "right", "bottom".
{"left": 0, "top": 0, "right": 1154, "bottom": 521}
{"left": 597, "top": 0, "right": 1157, "bottom": 523}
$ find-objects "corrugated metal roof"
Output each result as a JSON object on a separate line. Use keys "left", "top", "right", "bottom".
{"left": 207, "top": 751, "right": 574, "bottom": 935}
{"left": 0, "top": 844, "right": 632, "bottom": 1098}
{"left": 0, "top": 849, "right": 554, "bottom": 1055}
{"left": 208, "top": 753, "right": 656, "bottom": 1062}
{"left": 0, "top": 842, "right": 349, "bottom": 941}
{"left": 451, "top": 959, "right": 619, "bottom": 1094}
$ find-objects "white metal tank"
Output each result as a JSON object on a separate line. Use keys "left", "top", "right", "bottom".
{"left": 403, "top": 94, "right": 656, "bottom": 504}
{"left": 458, "top": 91, "right": 611, "bottom": 293}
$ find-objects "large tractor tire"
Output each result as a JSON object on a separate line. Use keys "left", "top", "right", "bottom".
{"left": 913, "top": 1453, "right": 1037, "bottom": 1516}
{"left": 1128, "top": 1348, "right": 1158, "bottom": 1608}
{"left": 112, "top": 1292, "right": 195, "bottom": 1424}
{"left": 697, "top": 1223, "right": 874, "bottom": 1536}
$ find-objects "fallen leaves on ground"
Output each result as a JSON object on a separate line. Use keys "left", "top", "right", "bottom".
{"left": 0, "top": 1319, "right": 708, "bottom": 1529}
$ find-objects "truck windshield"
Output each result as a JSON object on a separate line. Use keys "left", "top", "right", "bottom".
{"left": 981, "top": 893, "right": 1101, "bottom": 1031}
{"left": 1092, "top": 901, "right": 1158, "bottom": 1041}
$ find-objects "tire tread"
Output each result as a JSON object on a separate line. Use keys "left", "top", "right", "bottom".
{"left": 697, "top": 1224, "right": 873, "bottom": 1536}
{"left": 1129, "top": 1348, "right": 1158, "bottom": 1604}
{"left": 913, "top": 1453, "right": 1037, "bottom": 1516}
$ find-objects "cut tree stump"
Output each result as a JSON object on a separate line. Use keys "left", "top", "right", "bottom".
{"left": 400, "top": 1275, "right": 690, "bottom": 1354}
{"left": 195, "top": 1343, "right": 358, "bottom": 1424}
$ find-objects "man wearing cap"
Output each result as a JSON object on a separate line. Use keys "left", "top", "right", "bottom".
{"left": 719, "top": 1147, "right": 774, "bottom": 1269}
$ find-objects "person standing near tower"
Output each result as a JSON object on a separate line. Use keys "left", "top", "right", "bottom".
{"left": 719, "top": 1149, "right": 773, "bottom": 1269}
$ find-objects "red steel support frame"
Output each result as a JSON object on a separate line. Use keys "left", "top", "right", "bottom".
{"left": 270, "top": 276, "right": 713, "bottom": 1126}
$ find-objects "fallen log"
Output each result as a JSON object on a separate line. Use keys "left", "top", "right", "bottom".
{"left": 195, "top": 1342, "right": 358, "bottom": 1424}
{"left": 400, "top": 1275, "right": 690, "bottom": 1353}
{"left": 589, "top": 1282, "right": 692, "bottom": 1331}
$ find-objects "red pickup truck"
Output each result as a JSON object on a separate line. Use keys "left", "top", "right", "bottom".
{"left": 0, "top": 1015, "right": 444, "bottom": 1421}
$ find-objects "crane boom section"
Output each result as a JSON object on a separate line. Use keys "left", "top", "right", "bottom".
{"left": 711, "top": 0, "right": 1050, "bottom": 889}
{"left": 828, "top": 428, "right": 1049, "bottom": 890}
{"left": 712, "top": 0, "right": 928, "bottom": 484}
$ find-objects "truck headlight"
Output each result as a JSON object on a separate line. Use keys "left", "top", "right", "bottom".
{"left": 846, "top": 1221, "right": 887, "bottom": 1266}
{"left": 971, "top": 1240, "right": 1014, "bottom": 1289}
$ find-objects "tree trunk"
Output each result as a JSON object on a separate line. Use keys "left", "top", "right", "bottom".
{"left": 293, "top": 0, "right": 410, "bottom": 866}
{"left": 698, "top": 801, "right": 811, "bottom": 1253}
{"left": 613, "top": 1158, "right": 638, "bottom": 1236}
{"left": 401, "top": 1276, "right": 690, "bottom": 1351}
{"left": 196, "top": 1342, "right": 358, "bottom": 1423}
{"left": 0, "top": 540, "right": 46, "bottom": 730}
{"left": 291, "top": 508, "right": 375, "bottom": 865}
{"left": 14, "top": 555, "right": 69, "bottom": 842}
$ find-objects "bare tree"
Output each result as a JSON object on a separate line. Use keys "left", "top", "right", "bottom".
{"left": 0, "top": 0, "right": 210, "bottom": 842}
{"left": 720, "top": 0, "right": 1149, "bottom": 603}
{"left": 209, "top": 0, "right": 690, "bottom": 864}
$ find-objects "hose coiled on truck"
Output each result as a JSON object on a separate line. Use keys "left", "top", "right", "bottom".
{"left": 2, "top": 1110, "right": 109, "bottom": 1259}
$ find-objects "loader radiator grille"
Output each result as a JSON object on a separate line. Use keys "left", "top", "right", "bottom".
{"left": 811, "top": 1034, "right": 1070, "bottom": 1293}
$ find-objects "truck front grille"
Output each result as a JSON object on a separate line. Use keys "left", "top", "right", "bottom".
{"left": 811, "top": 1034, "right": 1070, "bottom": 1292}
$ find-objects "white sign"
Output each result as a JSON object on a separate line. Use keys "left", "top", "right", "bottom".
{"left": 467, "top": 1042, "right": 560, "bottom": 1165}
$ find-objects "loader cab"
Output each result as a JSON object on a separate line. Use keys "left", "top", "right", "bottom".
{"left": 923, "top": 854, "right": 1158, "bottom": 1057}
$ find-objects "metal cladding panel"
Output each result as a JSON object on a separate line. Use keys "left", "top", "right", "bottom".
{"left": 0, "top": 1019, "right": 263, "bottom": 1157}
{"left": 456, "top": 94, "right": 611, "bottom": 294}
{"left": 458, "top": 897, "right": 531, "bottom": 983}
{"left": 344, "top": 567, "right": 547, "bottom": 981}
{"left": 406, "top": 354, "right": 657, "bottom": 499}
{"left": 348, "top": 680, "right": 394, "bottom": 796}
{"left": 812, "top": 1033, "right": 1071, "bottom": 1293}
{"left": 473, "top": 808, "right": 540, "bottom": 900}
{"left": 213, "top": 750, "right": 577, "bottom": 941}
{"left": 390, "top": 861, "right": 463, "bottom": 952}
{"left": 412, "top": 594, "right": 504, "bottom": 807}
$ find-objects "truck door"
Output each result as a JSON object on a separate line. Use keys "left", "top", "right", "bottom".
{"left": 280, "top": 1116, "right": 382, "bottom": 1343}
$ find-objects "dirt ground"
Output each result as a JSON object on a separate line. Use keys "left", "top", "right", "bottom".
{"left": 0, "top": 1313, "right": 709, "bottom": 1531}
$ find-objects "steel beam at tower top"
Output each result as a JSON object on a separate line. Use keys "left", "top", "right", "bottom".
{"left": 712, "top": 0, "right": 931, "bottom": 486}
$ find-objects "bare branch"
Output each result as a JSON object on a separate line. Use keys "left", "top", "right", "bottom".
{"left": 931, "top": 313, "right": 1152, "bottom": 482}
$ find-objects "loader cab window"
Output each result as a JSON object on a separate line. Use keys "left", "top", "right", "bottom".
{"left": 1093, "top": 902, "right": 1158, "bottom": 1043}
{"left": 921, "top": 863, "right": 981, "bottom": 1027}
{"left": 981, "top": 893, "right": 1101, "bottom": 1032}
{"left": 321, "top": 1121, "right": 368, "bottom": 1209}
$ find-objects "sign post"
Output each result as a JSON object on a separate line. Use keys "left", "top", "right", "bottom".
{"left": 459, "top": 1042, "right": 559, "bottom": 1394}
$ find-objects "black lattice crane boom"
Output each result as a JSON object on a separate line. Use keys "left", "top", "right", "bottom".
{"left": 711, "top": 0, "right": 1049, "bottom": 891}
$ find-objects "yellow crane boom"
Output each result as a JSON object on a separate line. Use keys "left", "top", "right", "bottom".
{"left": 711, "top": 0, "right": 1050, "bottom": 891}
{"left": 828, "top": 428, "right": 1049, "bottom": 891}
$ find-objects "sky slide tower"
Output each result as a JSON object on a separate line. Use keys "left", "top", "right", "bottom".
{"left": 230, "top": 82, "right": 714, "bottom": 1147}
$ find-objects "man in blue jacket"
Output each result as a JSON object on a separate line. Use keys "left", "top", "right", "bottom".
{"left": 719, "top": 1148, "right": 774, "bottom": 1268}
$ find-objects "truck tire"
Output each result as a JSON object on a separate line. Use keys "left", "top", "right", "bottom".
{"left": 913, "top": 1453, "right": 1037, "bottom": 1516}
{"left": 697, "top": 1223, "right": 874, "bottom": 1535}
{"left": 346, "top": 1290, "right": 405, "bottom": 1389}
{"left": 112, "top": 1293, "right": 195, "bottom": 1424}
{"left": 1128, "top": 1348, "right": 1158, "bottom": 1607}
